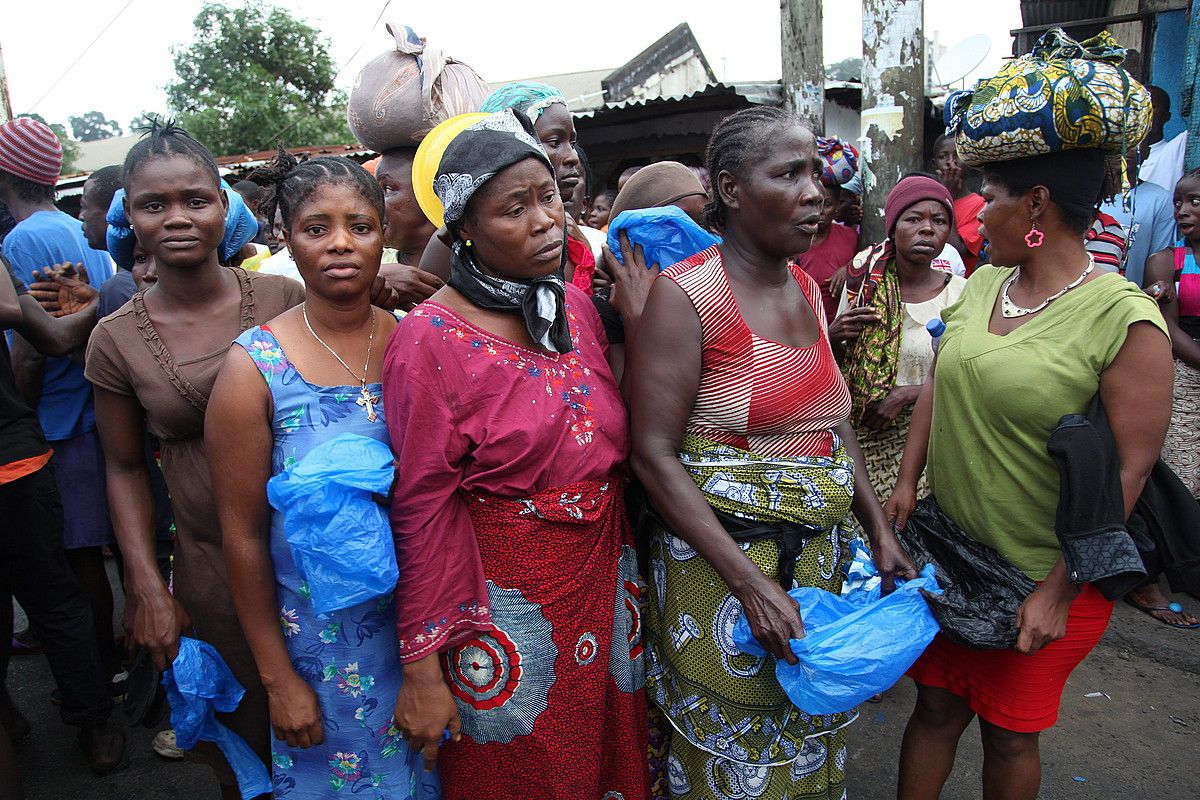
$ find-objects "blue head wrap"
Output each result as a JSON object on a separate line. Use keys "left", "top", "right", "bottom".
{"left": 480, "top": 81, "right": 566, "bottom": 121}
{"left": 105, "top": 180, "right": 259, "bottom": 269}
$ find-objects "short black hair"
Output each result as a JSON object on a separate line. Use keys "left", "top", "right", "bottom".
{"left": 1148, "top": 85, "right": 1170, "bottom": 115}
{"left": 703, "top": 106, "right": 802, "bottom": 231}
{"left": 0, "top": 170, "right": 55, "bottom": 203}
{"left": 231, "top": 180, "right": 264, "bottom": 207}
{"left": 85, "top": 165, "right": 123, "bottom": 210}
{"left": 252, "top": 148, "right": 384, "bottom": 230}
{"left": 123, "top": 117, "right": 220, "bottom": 190}
{"left": 982, "top": 150, "right": 1113, "bottom": 236}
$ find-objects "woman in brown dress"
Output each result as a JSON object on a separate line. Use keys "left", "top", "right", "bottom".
{"left": 85, "top": 122, "right": 303, "bottom": 798}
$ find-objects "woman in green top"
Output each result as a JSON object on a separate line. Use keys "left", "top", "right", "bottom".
{"left": 883, "top": 148, "right": 1172, "bottom": 800}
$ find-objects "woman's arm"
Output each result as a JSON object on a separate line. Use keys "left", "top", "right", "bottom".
{"left": 834, "top": 421, "right": 917, "bottom": 592}
{"left": 882, "top": 362, "right": 937, "bottom": 531}
{"left": 1016, "top": 321, "right": 1172, "bottom": 655}
{"left": 1144, "top": 251, "right": 1200, "bottom": 370}
{"left": 629, "top": 278, "right": 805, "bottom": 663}
{"left": 94, "top": 386, "right": 191, "bottom": 671}
{"left": 206, "top": 346, "right": 324, "bottom": 750}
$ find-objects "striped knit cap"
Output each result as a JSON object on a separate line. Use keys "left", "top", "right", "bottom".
{"left": 0, "top": 118, "right": 63, "bottom": 186}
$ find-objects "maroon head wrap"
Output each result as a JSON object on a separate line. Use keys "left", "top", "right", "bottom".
{"left": 884, "top": 176, "right": 955, "bottom": 235}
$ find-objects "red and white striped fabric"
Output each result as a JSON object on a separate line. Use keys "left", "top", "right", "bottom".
{"left": 663, "top": 246, "right": 852, "bottom": 458}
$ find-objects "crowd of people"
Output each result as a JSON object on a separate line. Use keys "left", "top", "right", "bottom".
{"left": 0, "top": 24, "right": 1196, "bottom": 800}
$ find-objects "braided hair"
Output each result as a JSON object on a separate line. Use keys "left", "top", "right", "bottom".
{"left": 122, "top": 117, "right": 219, "bottom": 188}
{"left": 252, "top": 148, "right": 384, "bottom": 231}
{"left": 703, "top": 106, "right": 801, "bottom": 231}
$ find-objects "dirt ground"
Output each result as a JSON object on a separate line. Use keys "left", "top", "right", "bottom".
{"left": 8, "top": 572, "right": 1199, "bottom": 799}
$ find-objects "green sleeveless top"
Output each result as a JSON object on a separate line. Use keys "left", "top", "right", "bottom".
{"left": 927, "top": 266, "right": 1168, "bottom": 580}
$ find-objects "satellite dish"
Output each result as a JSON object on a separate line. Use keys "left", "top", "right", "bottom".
{"left": 933, "top": 34, "right": 992, "bottom": 87}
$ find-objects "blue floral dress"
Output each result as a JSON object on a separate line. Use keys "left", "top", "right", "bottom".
{"left": 235, "top": 325, "right": 440, "bottom": 800}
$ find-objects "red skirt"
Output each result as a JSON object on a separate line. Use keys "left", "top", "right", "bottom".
{"left": 437, "top": 478, "right": 649, "bottom": 800}
{"left": 907, "top": 583, "right": 1114, "bottom": 733}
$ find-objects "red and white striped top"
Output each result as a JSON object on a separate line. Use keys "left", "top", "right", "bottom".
{"left": 663, "top": 246, "right": 852, "bottom": 458}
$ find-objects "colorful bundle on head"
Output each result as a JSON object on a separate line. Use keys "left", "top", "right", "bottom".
{"left": 943, "top": 29, "right": 1151, "bottom": 198}
{"left": 816, "top": 136, "right": 860, "bottom": 186}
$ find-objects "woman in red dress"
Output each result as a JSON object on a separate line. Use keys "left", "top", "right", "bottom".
{"left": 384, "top": 109, "right": 649, "bottom": 799}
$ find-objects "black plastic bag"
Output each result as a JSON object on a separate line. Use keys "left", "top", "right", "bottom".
{"left": 898, "top": 497, "right": 1037, "bottom": 649}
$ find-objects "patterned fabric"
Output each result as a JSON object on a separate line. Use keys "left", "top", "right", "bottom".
{"left": 841, "top": 245, "right": 903, "bottom": 427}
{"left": 1084, "top": 211, "right": 1127, "bottom": 271}
{"left": 855, "top": 408, "right": 927, "bottom": 505}
{"left": 661, "top": 247, "right": 852, "bottom": 458}
{"left": 944, "top": 29, "right": 1151, "bottom": 167}
{"left": 644, "top": 435, "right": 856, "bottom": 798}
{"left": 234, "top": 326, "right": 438, "bottom": 800}
{"left": 816, "top": 137, "right": 859, "bottom": 187}
{"left": 1163, "top": 358, "right": 1200, "bottom": 498}
{"left": 433, "top": 479, "right": 649, "bottom": 799}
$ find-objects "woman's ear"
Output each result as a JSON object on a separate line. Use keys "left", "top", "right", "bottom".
{"left": 1027, "top": 185, "right": 1050, "bottom": 222}
{"left": 716, "top": 169, "right": 739, "bottom": 212}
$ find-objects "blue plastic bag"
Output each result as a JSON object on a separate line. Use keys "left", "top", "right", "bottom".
{"left": 733, "top": 562, "right": 943, "bottom": 715}
{"left": 606, "top": 205, "right": 721, "bottom": 270}
{"left": 266, "top": 433, "right": 399, "bottom": 616}
{"left": 163, "top": 637, "right": 272, "bottom": 800}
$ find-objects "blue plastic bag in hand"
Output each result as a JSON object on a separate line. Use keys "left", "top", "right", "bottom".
{"left": 163, "top": 637, "right": 271, "bottom": 800}
{"left": 733, "top": 563, "right": 943, "bottom": 715}
{"left": 606, "top": 206, "right": 721, "bottom": 270}
{"left": 266, "top": 433, "right": 399, "bottom": 616}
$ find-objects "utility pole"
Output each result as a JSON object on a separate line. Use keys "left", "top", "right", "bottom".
{"left": 0, "top": 41, "right": 12, "bottom": 123}
{"left": 860, "top": 0, "right": 925, "bottom": 244}
{"left": 781, "top": 0, "right": 825, "bottom": 132}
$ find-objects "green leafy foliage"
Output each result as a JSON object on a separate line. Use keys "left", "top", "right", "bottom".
{"left": 825, "top": 57, "right": 863, "bottom": 82}
{"left": 17, "top": 113, "right": 80, "bottom": 175}
{"left": 68, "top": 111, "right": 123, "bottom": 142}
{"left": 165, "top": 1, "right": 351, "bottom": 157}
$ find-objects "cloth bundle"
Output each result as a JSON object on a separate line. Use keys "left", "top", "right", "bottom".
{"left": 944, "top": 29, "right": 1151, "bottom": 167}
{"left": 347, "top": 23, "right": 489, "bottom": 152}
{"left": 816, "top": 136, "right": 860, "bottom": 186}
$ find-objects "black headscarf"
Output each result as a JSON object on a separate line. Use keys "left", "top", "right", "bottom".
{"left": 435, "top": 110, "right": 573, "bottom": 354}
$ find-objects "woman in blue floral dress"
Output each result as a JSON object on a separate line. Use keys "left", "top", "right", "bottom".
{"left": 206, "top": 154, "right": 438, "bottom": 799}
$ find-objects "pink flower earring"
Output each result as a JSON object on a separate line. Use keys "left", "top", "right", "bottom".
{"left": 1024, "top": 221, "right": 1044, "bottom": 248}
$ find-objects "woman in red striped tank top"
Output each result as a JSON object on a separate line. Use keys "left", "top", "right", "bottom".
{"left": 630, "top": 107, "right": 917, "bottom": 798}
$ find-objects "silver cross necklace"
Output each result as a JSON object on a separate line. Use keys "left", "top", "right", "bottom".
{"left": 302, "top": 304, "right": 380, "bottom": 422}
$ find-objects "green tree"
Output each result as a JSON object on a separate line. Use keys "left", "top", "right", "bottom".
{"left": 68, "top": 111, "right": 123, "bottom": 142}
{"left": 825, "top": 57, "right": 863, "bottom": 82}
{"left": 166, "top": 1, "right": 351, "bottom": 156}
{"left": 17, "top": 113, "right": 80, "bottom": 175}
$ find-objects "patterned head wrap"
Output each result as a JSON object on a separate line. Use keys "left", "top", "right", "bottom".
{"left": 436, "top": 110, "right": 571, "bottom": 354}
{"left": 816, "top": 137, "right": 859, "bottom": 187}
{"left": 106, "top": 180, "right": 259, "bottom": 269}
{"left": 480, "top": 81, "right": 567, "bottom": 121}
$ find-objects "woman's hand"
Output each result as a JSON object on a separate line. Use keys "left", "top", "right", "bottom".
{"left": 1145, "top": 280, "right": 1173, "bottom": 306}
{"left": 869, "top": 527, "right": 918, "bottom": 594}
{"left": 604, "top": 231, "right": 661, "bottom": 325}
{"left": 827, "top": 265, "right": 850, "bottom": 303}
{"left": 128, "top": 585, "right": 192, "bottom": 671}
{"left": 861, "top": 386, "right": 921, "bottom": 432}
{"left": 935, "top": 161, "right": 965, "bottom": 198}
{"left": 1014, "top": 584, "right": 1073, "bottom": 655}
{"left": 883, "top": 482, "right": 918, "bottom": 532}
{"left": 734, "top": 576, "right": 805, "bottom": 665}
{"left": 828, "top": 306, "right": 880, "bottom": 345}
{"left": 379, "top": 263, "right": 444, "bottom": 311}
{"left": 394, "top": 656, "right": 461, "bottom": 772}
{"left": 267, "top": 672, "right": 325, "bottom": 749}
{"left": 29, "top": 263, "right": 95, "bottom": 317}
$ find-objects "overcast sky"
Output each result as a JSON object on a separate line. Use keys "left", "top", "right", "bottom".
{"left": 4, "top": 0, "right": 1022, "bottom": 132}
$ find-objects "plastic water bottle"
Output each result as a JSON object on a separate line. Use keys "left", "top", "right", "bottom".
{"left": 927, "top": 318, "right": 946, "bottom": 354}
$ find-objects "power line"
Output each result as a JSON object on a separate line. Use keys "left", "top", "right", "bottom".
{"left": 28, "top": 0, "right": 137, "bottom": 114}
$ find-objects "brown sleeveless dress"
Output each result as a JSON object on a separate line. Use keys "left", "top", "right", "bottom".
{"left": 86, "top": 267, "right": 305, "bottom": 783}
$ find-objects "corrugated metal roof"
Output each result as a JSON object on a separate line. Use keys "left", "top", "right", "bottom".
{"left": 573, "top": 80, "right": 862, "bottom": 119}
